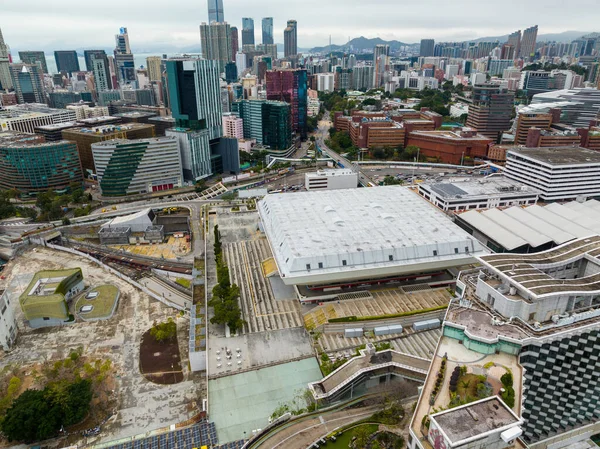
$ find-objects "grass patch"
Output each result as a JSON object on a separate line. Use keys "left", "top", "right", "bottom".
{"left": 323, "top": 423, "right": 378, "bottom": 448}
{"left": 328, "top": 304, "right": 447, "bottom": 323}
{"left": 75, "top": 285, "right": 119, "bottom": 320}
{"left": 175, "top": 278, "right": 191, "bottom": 289}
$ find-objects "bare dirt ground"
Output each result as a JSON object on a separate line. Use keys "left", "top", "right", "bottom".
{"left": 0, "top": 246, "right": 204, "bottom": 447}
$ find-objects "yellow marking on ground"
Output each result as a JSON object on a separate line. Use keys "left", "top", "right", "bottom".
{"left": 261, "top": 257, "right": 278, "bottom": 277}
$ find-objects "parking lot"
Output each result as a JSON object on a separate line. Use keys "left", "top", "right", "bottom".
{"left": 0, "top": 247, "right": 204, "bottom": 445}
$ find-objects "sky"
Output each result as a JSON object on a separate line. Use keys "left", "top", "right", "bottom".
{"left": 2, "top": 0, "right": 599, "bottom": 53}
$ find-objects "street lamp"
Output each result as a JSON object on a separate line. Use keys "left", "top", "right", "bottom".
{"left": 412, "top": 148, "right": 420, "bottom": 185}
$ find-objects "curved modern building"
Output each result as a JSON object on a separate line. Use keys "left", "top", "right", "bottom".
{"left": 0, "top": 131, "right": 83, "bottom": 195}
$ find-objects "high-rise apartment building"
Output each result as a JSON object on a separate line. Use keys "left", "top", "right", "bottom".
{"left": 114, "top": 27, "right": 136, "bottom": 87}
{"left": 242, "top": 18, "right": 255, "bottom": 47}
{"left": 507, "top": 29, "right": 522, "bottom": 59}
{"left": 54, "top": 50, "right": 80, "bottom": 75}
{"left": 352, "top": 66, "right": 374, "bottom": 91}
{"left": 262, "top": 17, "right": 274, "bottom": 45}
{"left": 519, "top": 25, "right": 538, "bottom": 60}
{"left": 266, "top": 68, "right": 307, "bottom": 138}
{"left": 419, "top": 39, "right": 435, "bottom": 57}
{"left": 373, "top": 44, "right": 389, "bottom": 88}
{"left": 200, "top": 22, "right": 232, "bottom": 72}
{"left": 334, "top": 67, "right": 353, "bottom": 91}
{"left": 146, "top": 56, "right": 162, "bottom": 82}
{"left": 466, "top": 84, "right": 515, "bottom": 142}
{"left": 85, "top": 50, "right": 112, "bottom": 91}
{"left": 231, "top": 27, "right": 239, "bottom": 61}
{"left": 222, "top": 112, "right": 244, "bottom": 138}
{"left": 18, "top": 51, "right": 48, "bottom": 74}
{"left": 207, "top": 0, "right": 224, "bottom": 23}
{"left": 9, "top": 63, "right": 45, "bottom": 104}
{"left": 284, "top": 20, "right": 298, "bottom": 58}
{"left": 0, "top": 27, "right": 11, "bottom": 90}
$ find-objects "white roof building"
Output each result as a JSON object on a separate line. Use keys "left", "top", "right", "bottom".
{"left": 259, "top": 187, "right": 486, "bottom": 285}
{"left": 101, "top": 208, "right": 155, "bottom": 233}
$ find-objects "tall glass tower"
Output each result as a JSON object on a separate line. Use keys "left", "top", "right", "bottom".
{"left": 242, "top": 18, "right": 255, "bottom": 46}
{"left": 262, "top": 17, "right": 274, "bottom": 45}
{"left": 208, "top": 0, "right": 224, "bottom": 23}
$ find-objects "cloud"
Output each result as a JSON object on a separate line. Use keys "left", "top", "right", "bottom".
{"left": 1, "top": 0, "right": 598, "bottom": 51}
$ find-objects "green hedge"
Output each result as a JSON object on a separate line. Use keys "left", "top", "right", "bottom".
{"left": 328, "top": 304, "right": 447, "bottom": 323}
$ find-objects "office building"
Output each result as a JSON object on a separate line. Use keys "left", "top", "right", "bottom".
{"left": 519, "top": 25, "right": 538, "bottom": 59}
{"left": 259, "top": 187, "right": 486, "bottom": 286}
{"left": 146, "top": 56, "right": 162, "bottom": 82}
{"left": 504, "top": 146, "right": 600, "bottom": 201}
{"left": 266, "top": 68, "right": 307, "bottom": 138}
{"left": 207, "top": 0, "right": 224, "bottom": 23}
{"left": 530, "top": 88, "right": 600, "bottom": 128}
{"left": 92, "top": 137, "right": 182, "bottom": 196}
{"left": 305, "top": 168, "right": 358, "bottom": 191}
{"left": 114, "top": 27, "right": 135, "bottom": 87}
{"left": 514, "top": 110, "right": 555, "bottom": 145}
{"left": 231, "top": 27, "right": 239, "bottom": 61}
{"left": 34, "top": 122, "right": 82, "bottom": 141}
{"left": 0, "top": 27, "right": 12, "bottom": 90}
{"left": 222, "top": 112, "right": 243, "bottom": 138}
{"left": 262, "top": 17, "right": 274, "bottom": 45}
{"left": 98, "top": 90, "right": 122, "bottom": 106}
{"left": 0, "top": 104, "right": 76, "bottom": 134}
{"left": 166, "top": 58, "right": 238, "bottom": 178}
{"left": 284, "top": 20, "right": 298, "bottom": 57}
{"left": 0, "top": 131, "right": 83, "bottom": 195}
{"left": 9, "top": 64, "right": 45, "bottom": 104}
{"left": 62, "top": 122, "right": 155, "bottom": 173}
{"left": 199, "top": 22, "right": 232, "bottom": 72}
{"left": 18, "top": 51, "right": 48, "bottom": 73}
{"left": 507, "top": 29, "right": 521, "bottom": 59}
{"left": 373, "top": 44, "right": 389, "bottom": 88}
{"left": 84, "top": 50, "right": 112, "bottom": 91}
{"left": 242, "top": 18, "right": 255, "bottom": 46}
{"left": 466, "top": 84, "right": 514, "bottom": 142}
{"left": 232, "top": 99, "right": 292, "bottom": 153}
{"left": 419, "top": 39, "right": 435, "bottom": 57}
{"left": 417, "top": 175, "right": 537, "bottom": 212}
{"left": 54, "top": 50, "right": 79, "bottom": 74}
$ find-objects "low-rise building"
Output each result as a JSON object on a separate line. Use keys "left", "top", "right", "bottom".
{"left": 504, "top": 146, "right": 600, "bottom": 201}
{"left": 0, "top": 104, "right": 77, "bottom": 134}
{"left": 418, "top": 176, "right": 538, "bottom": 212}
{"left": 0, "top": 289, "right": 18, "bottom": 351}
{"left": 406, "top": 128, "right": 492, "bottom": 165}
{"left": 305, "top": 168, "right": 358, "bottom": 191}
{"left": 92, "top": 137, "right": 182, "bottom": 196}
{"left": 19, "top": 268, "right": 84, "bottom": 328}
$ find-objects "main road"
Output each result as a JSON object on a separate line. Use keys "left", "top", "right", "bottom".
{"left": 316, "top": 114, "right": 374, "bottom": 187}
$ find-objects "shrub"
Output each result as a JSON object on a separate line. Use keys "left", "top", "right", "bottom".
{"left": 501, "top": 371, "right": 513, "bottom": 388}
{"left": 150, "top": 318, "right": 177, "bottom": 342}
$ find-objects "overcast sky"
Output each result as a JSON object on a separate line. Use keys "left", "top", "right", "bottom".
{"left": 2, "top": 0, "right": 599, "bottom": 52}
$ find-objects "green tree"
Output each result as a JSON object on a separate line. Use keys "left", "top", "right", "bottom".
{"left": 353, "top": 425, "right": 374, "bottom": 448}
{"left": 150, "top": 318, "right": 177, "bottom": 343}
{"left": 382, "top": 176, "right": 404, "bottom": 186}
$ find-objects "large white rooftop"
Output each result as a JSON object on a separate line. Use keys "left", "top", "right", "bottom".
{"left": 259, "top": 187, "right": 486, "bottom": 285}
{"left": 421, "top": 175, "right": 536, "bottom": 200}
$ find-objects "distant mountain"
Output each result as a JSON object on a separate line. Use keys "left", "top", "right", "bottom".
{"left": 470, "top": 30, "right": 592, "bottom": 44}
{"left": 309, "top": 36, "right": 416, "bottom": 54}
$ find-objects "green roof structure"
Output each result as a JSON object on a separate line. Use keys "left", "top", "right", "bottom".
{"left": 19, "top": 268, "right": 83, "bottom": 322}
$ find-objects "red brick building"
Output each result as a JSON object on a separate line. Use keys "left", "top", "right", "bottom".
{"left": 406, "top": 128, "right": 492, "bottom": 164}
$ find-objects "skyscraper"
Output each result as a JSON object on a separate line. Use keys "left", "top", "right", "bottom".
{"left": 0, "top": 26, "right": 12, "bottom": 90}
{"left": 284, "top": 20, "right": 298, "bottom": 58}
{"left": 207, "top": 0, "right": 224, "bottom": 23}
{"left": 84, "top": 50, "right": 112, "bottom": 90}
{"left": 519, "top": 25, "right": 538, "bottom": 60}
{"left": 242, "top": 18, "right": 255, "bottom": 46}
{"left": 266, "top": 68, "right": 307, "bottom": 138}
{"left": 114, "top": 27, "right": 135, "bottom": 87}
{"left": 419, "top": 39, "right": 435, "bottom": 57}
{"left": 166, "top": 58, "right": 239, "bottom": 179}
{"left": 91, "top": 55, "right": 111, "bottom": 93}
{"left": 199, "top": 22, "right": 232, "bottom": 72}
{"left": 466, "top": 84, "right": 515, "bottom": 142}
{"left": 507, "top": 29, "right": 522, "bottom": 60}
{"left": 146, "top": 56, "right": 162, "bottom": 81}
{"left": 18, "top": 51, "right": 48, "bottom": 74}
{"left": 9, "top": 63, "right": 45, "bottom": 103}
{"left": 262, "top": 17, "right": 274, "bottom": 45}
{"left": 373, "top": 44, "right": 389, "bottom": 88}
{"left": 231, "top": 27, "right": 239, "bottom": 61}
{"left": 54, "top": 50, "right": 80, "bottom": 75}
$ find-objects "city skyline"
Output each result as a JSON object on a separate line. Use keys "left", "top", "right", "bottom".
{"left": 1, "top": 0, "right": 598, "bottom": 53}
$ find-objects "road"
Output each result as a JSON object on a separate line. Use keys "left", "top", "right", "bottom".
{"left": 316, "top": 116, "right": 374, "bottom": 187}
{"left": 253, "top": 405, "right": 381, "bottom": 449}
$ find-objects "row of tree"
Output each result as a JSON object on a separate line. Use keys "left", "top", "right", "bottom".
{"left": 209, "top": 225, "right": 245, "bottom": 334}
